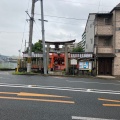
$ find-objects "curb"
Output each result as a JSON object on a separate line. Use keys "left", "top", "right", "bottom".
{"left": 11, "top": 72, "right": 119, "bottom": 80}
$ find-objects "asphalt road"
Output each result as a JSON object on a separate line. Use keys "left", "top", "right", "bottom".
{"left": 0, "top": 71, "right": 120, "bottom": 120}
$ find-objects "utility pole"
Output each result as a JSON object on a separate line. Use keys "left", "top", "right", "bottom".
{"left": 40, "top": 0, "right": 47, "bottom": 74}
{"left": 24, "top": 40, "right": 26, "bottom": 52}
{"left": 27, "top": 0, "right": 35, "bottom": 72}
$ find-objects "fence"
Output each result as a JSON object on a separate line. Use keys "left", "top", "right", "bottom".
{"left": 0, "top": 61, "right": 17, "bottom": 69}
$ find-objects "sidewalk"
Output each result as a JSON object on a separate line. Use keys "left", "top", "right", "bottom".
{"left": 11, "top": 70, "right": 119, "bottom": 80}
{"left": 48, "top": 71, "right": 117, "bottom": 79}
{"left": 96, "top": 75, "right": 116, "bottom": 79}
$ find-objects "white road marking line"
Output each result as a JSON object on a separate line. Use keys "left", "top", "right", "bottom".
{"left": 0, "top": 72, "right": 9, "bottom": 75}
{"left": 67, "top": 80, "right": 120, "bottom": 86}
{"left": 87, "top": 89, "right": 91, "bottom": 92}
{"left": 28, "top": 85, "right": 32, "bottom": 88}
{"left": 53, "top": 77, "right": 65, "bottom": 79}
{"left": 72, "top": 116, "right": 115, "bottom": 120}
{"left": 0, "top": 77, "right": 10, "bottom": 79}
{"left": 0, "top": 83, "right": 119, "bottom": 95}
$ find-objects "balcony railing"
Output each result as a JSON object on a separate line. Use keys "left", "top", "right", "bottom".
{"left": 95, "top": 25, "right": 113, "bottom": 36}
{"left": 97, "top": 46, "right": 113, "bottom": 53}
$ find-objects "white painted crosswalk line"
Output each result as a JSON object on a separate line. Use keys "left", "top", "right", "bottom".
{"left": 0, "top": 72, "right": 9, "bottom": 75}
{"left": 72, "top": 116, "right": 115, "bottom": 120}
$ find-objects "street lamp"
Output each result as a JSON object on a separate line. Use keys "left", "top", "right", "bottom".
{"left": 16, "top": 50, "right": 21, "bottom": 72}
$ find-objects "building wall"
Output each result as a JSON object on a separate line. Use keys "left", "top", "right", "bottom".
{"left": 67, "top": 43, "right": 77, "bottom": 52}
{"left": 96, "top": 16, "right": 112, "bottom": 25}
{"left": 85, "top": 14, "right": 95, "bottom": 52}
{"left": 74, "top": 43, "right": 78, "bottom": 48}
{"left": 97, "top": 36, "right": 112, "bottom": 46}
{"left": 81, "top": 32, "right": 86, "bottom": 51}
{"left": 84, "top": 5, "right": 120, "bottom": 76}
{"left": 67, "top": 44, "right": 74, "bottom": 52}
{"left": 95, "top": 14, "right": 114, "bottom": 75}
{"left": 115, "top": 10, "right": 120, "bottom": 49}
{"left": 98, "top": 37, "right": 105, "bottom": 46}
{"left": 78, "top": 32, "right": 86, "bottom": 51}
{"left": 113, "top": 10, "right": 120, "bottom": 76}
{"left": 77, "top": 41, "right": 82, "bottom": 48}
{"left": 113, "top": 54, "right": 120, "bottom": 75}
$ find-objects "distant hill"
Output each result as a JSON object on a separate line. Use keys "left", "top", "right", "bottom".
{"left": 0, "top": 55, "right": 18, "bottom": 62}
{"left": 0, "top": 55, "right": 9, "bottom": 61}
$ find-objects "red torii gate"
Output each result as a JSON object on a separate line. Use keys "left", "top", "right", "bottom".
{"left": 45, "top": 40, "right": 76, "bottom": 73}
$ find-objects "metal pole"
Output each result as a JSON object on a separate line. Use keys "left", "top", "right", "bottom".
{"left": 40, "top": 0, "right": 47, "bottom": 74}
{"left": 73, "top": 65, "right": 74, "bottom": 76}
{"left": 27, "top": 0, "right": 35, "bottom": 72}
{"left": 25, "top": 40, "right": 26, "bottom": 52}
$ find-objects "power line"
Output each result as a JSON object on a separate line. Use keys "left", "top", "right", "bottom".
{"left": 48, "top": 20, "right": 80, "bottom": 26}
{"left": 33, "top": 28, "right": 42, "bottom": 38}
{"left": 26, "top": 20, "right": 41, "bottom": 39}
{"left": 35, "top": 13, "right": 120, "bottom": 23}
{"left": 34, "top": 22, "right": 41, "bottom": 31}
{"left": 35, "top": 13, "right": 88, "bottom": 21}
{"left": 52, "top": 0, "right": 113, "bottom": 7}
{"left": 34, "top": 21, "right": 41, "bottom": 36}
{"left": 0, "top": 31, "right": 29, "bottom": 33}
{"left": 98, "top": 0, "right": 101, "bottom": 12}
{"left": 26, "top": 23, "right": 41, "bottom": 41}
{"left": 34, "top": 22, "right": 42, "bottom": 39}
{"left": 20, "top": 20, "right": 27, "bottom": 54}
{"left": 27, "top": 0, "right": 31, "bottom": 11}
{"left": 19, "top": 0, "right": 31, "bottom": 54}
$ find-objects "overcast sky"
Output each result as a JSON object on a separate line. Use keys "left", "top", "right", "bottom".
{"left": 0, "top": 0, "right": 120, "bottom": 56}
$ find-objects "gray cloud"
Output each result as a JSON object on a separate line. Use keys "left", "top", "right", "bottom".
{"left": 0, "top": 0, "right": 120, "bottom": 56}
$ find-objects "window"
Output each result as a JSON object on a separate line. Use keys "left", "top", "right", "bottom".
{"left": 104, "top": 39, "right": 110, "bottom": 46}
{"left": 90, "top": 38, "right": 93, "bottom": 44}
{"left": 104, "top": 18, "right": 111, "bottom": 25}
{"left": 115, "top": 49, "right": 120, "bottom": 53}
{"left": 116, "top": 27, "right": 120, "bottom": 31}
{"left": 84, "top": 41, "right": 85, "bottom": 45}
{"left": 90, "top": 24, "right": 92, "bottom": 28}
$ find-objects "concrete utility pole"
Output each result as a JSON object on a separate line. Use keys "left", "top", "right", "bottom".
{"left": 27, "top": 0, "right": 35, "bottom": 72}
{"left": 40, "top": 0, "right": 47, "bottom": 74}
{"left": 24, "top": 40, "right": 26, "bottom": 52}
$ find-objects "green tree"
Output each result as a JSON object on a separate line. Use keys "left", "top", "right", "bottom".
{"left": 25, "top": 40, "right": 43, "bottom": 53}
{"left": 32, "top": 40, "right": 43, "bottom": 52}
{"left": 72, "top": 47, "right": 83, "bottom": 52}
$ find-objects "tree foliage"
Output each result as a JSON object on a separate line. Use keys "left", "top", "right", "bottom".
{"left": 72, "top": 47, "right": 84, "bottom": 52}
{"left": 25, "top": 40, "right": 43, "bottom": 53}
{"left": 32, "top": 40, "right": 43, "bottom": 52}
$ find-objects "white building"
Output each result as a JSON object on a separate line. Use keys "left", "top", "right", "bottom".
{"left": 78, "top": 31, "right": 86, "bottom": 51}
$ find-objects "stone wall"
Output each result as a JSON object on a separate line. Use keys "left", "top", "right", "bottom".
{"left": 97, "top": 47, "right": 113, "bottom": 53}
{"left": 113, "top": 10, "right": 120, "bottom": 76}
{"left": 113, "top": 54, "right": 120, "bottom": 75}
{"left": 95, "top": 25, "right": 113, "bottom": 35}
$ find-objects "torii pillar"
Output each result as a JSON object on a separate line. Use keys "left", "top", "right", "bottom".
{"left": 46, "top": 43, "right": 50, "bottom": 70}
{"left": 65, "top": 44, "right": 68, "bottom": 73}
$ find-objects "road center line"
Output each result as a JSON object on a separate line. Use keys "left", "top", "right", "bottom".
{"left": 18, "top": 92, "right": 71, "bottom": 98}
{"left": 0, "top": 92, "right": 70, "bottom": 98}
{"left": 0, "top": 96, "right": 75, "bottom": 104}
{"left": 103, "top": 104, "right": 120, "bottom": 107}
{"left": 98, "top": 98, "right": 120, "bottom": 103}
